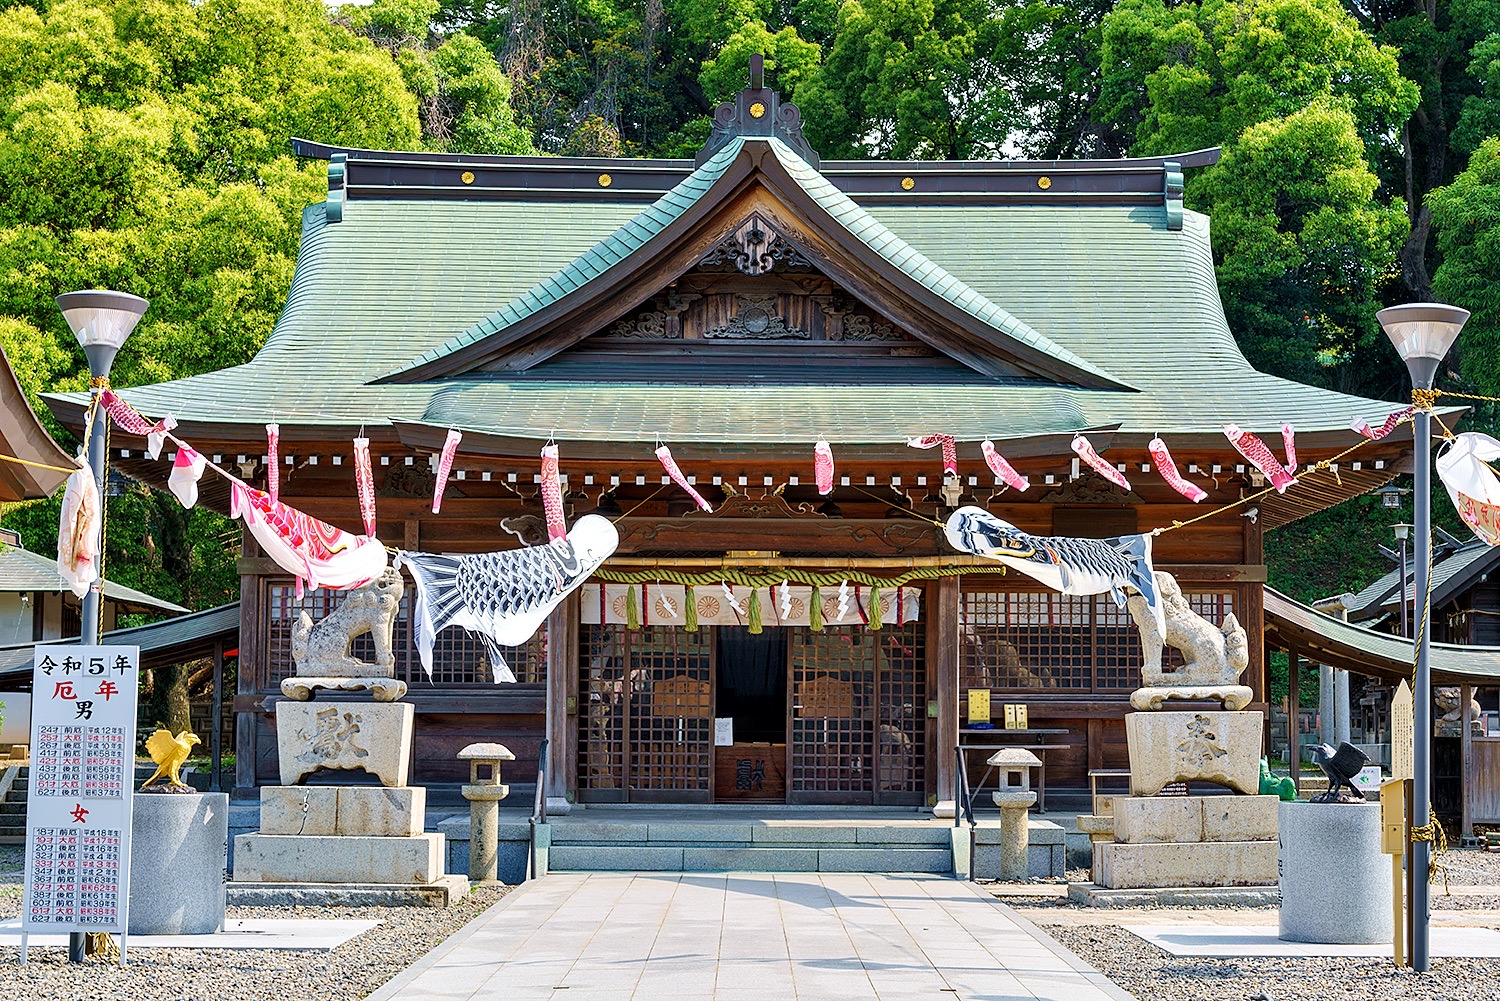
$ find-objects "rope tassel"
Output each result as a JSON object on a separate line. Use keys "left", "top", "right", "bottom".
{"left": 809, "top": 585, "right": 823, "bottom": 631}
{"left": 748, "top": 587, "right": 763, "bottom": 634}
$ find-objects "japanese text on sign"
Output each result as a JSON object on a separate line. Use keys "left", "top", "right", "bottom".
{"left": 22, "top": 646, "right": 138, "bottom": 936}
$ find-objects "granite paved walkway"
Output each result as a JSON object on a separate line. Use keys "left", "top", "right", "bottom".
{"left": 367, "top": 873, "right": 1135, "bottom": 1001}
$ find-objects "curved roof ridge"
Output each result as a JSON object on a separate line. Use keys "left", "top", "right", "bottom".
{"left": 763, "top": 138, "right": 1129, "bottom": 390}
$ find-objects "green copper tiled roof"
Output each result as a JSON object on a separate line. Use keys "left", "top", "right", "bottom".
{"left": 48, "top": 142, "right": 1436, "bottom": 448}
{"left": 388, "top": 138, "right": 1125, "bottom": 389}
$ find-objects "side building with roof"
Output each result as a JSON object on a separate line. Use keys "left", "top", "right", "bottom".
{"left": 47, "top": 73, "right": 1435, "bottom": 808}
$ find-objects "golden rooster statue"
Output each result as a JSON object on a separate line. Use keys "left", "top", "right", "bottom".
{"left": 141, "top": 727, "right": 202, "bottom": 790}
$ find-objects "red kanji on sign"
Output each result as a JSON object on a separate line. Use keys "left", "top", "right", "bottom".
{"left": 52, "top": 681, "right": 76, "bottom": 700}
{"left": 95, "top": 680, "right": 118, "bottom": 701}
{"left": 69, "top": 804, "right": 88, "bottom": 824}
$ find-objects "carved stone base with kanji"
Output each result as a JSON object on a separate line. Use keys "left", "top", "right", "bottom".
{"left": 275, "top": 700, "right": 413, "bottom": 788}
{"left": 1124, "top": 710, "right": 1261, "bottom": 797}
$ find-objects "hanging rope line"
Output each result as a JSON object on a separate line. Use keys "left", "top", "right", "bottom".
{"left": 594, "top": 564, "right": 1009, "bottom": 588}
{"left": 0, "top": 453, "right": 79, "bottom": 476}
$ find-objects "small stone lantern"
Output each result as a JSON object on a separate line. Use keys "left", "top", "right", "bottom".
{"left": 988, "top": 748, "right": 1041, "bottom": 880}
{"left": 458, "top": 742, "right": 514, "bottom": 883}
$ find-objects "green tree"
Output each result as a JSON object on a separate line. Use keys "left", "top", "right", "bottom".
{"left": 1096, "top": 0, "right": 1418, "bottom": 392}
{"left": 1430, "top": 136, "right": 1500, "bottom": 394}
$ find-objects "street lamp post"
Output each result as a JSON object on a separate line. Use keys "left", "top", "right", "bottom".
{"left": 54, "top": 289, "right": 147, "bottom": 964}
{"left": 1393, "top": 522, "right": 1412, "bottom": 638}
{"left": 1378, "top": 301, "right": 1470, "bottom": 974}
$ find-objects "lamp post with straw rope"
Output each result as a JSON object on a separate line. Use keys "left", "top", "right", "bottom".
{"left": 1377, "top": 301, "right": 1469, "bottom": 974}
{"left": 54, "top": 289, "right": 148, "bottom": 964}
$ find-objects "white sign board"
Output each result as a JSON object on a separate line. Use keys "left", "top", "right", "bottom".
{"left": 1391, "top": 680, "right": 1414, "bottom": 782}
{"left": 714, "top": 717, "right": 734, "bottom": 747}
{"left": 1353, "top": 765, "right": 1383, "bottom": 794}
{"left": 21, "top": 646, "right": 139, "bottom": 951}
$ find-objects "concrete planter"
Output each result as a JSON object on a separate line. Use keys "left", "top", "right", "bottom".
{"left": 1278, "top": 801, "right": 1390, "bottom": 944}
{"left": 129, "top": 792, "right": 229, "bottom": 935}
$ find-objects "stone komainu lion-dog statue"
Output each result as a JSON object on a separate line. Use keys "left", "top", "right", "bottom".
{"left": 1126, "top": 570, "right": 1251, "bottom": 710}
{"left": 291, "top": 568, "right": 404, "bottom": 679}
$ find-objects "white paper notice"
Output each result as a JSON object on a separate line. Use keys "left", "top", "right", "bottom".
{"left": 714, "top": 717, "right": 734, "bottom": 747}
{"left": 22, "top": 646, "right": 139, "bottom": 941}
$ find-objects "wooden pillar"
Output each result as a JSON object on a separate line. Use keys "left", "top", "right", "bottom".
{"left": 211, "top": 639, "right": 224, "bottom": 794}
{"left": 1288, "top": 648, "right": 1301, "bottom": 792}
{"left": 235, "top": 527, "right": 261, "bottom": 796}
{"left": 545, "top": 592, "right": 580, "bottom": 813}
{"left": 1243, "top": 519, "right": 1266, "bottom": 706}
{"left": 931, "top": 576, "right": 960, "bottom": 815}
{"left": 1463, "top": 682, "right": 1475, "bottom": 840}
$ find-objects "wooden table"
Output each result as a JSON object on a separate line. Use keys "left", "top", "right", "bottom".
{"left": 959, "top": 729, "right": 1072, "bottom": 814}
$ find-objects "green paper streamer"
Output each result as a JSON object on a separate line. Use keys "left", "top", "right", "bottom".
{"left": 809, "top": 584, "right": 823, "bottom": 631}
{"left": 748, "top": 587, "right": 763, "bottom": 634}
{"left": 625, "top": 585, "right": 639, "bottom": 630}
{"left": 867, "top": 586, "right": 882, "bottom": 631}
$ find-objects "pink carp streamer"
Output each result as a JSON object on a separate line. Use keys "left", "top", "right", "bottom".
{"left": 907, "top": 434, "right": 958, "bottom": 475}
{"left": 980, "top": 440, "right": 1029, "bottom": 492}
{"left": 432, "top": 428, "right": 462, "bottom": 514}
{"left": 1353, "top": 407, "right": 1415, "bottom": 441}
{"left": 1072, "top": 434, "right": 1131, "bottom": 490}
{"left": 1280, "top": 423, "right": 1297, "bottom": 474}
{"left": 1148, "top": 437, "right": 1206, "bottom": 503}
{"left": 656, "top": 445, "right": 713, "bottom": 511}
{"left": 1224, "top": 424, "right": 1298, "bottom": 493}
{"left": 353, "top": 436, "right": 377, "bottom": 538}
{"left": 98, "top": 390, "right": 175, "bottom": 458}
{"left": 541, "top": 443, "right": 566, "bottom": 541}
{"left": 814, "top": 441, "right": 835, "bottom": 495}
{"left": 266, "top": 423, "right": 280, "bottom": 505}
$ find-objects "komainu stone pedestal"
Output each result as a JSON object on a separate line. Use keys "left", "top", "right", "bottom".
{"left": 1125, "top": 711, "right": 1261, "bottom": 796}
{"left": 276, "top": 700, "right": 413, "bottom": 788}
{"left": 1278, "top": 801, "right": 1390, "bottom": 943}
{"left": 234, "top": 696, "right": 463, "bottom": 905}
{"left": 1091, "top": 709, "right": 1278, "bottom": 891}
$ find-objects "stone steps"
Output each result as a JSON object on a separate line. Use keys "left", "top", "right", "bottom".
{"left": 542, "top": 821, "right": 954, "bottom": 874}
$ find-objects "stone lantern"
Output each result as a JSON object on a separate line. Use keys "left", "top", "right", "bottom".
{"left": 458, "top": 742, "right": 515, "bottom": 882}
{"left": 988, "top": 748, "right": 1041, "bottom": 880}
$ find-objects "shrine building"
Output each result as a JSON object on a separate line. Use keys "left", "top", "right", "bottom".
{"left": 50, "top": 70, "right": 1428, "bottom": 810}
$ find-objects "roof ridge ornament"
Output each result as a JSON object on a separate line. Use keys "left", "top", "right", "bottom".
{"left": 697, "top": 54, "right": 819, "bottom": 167}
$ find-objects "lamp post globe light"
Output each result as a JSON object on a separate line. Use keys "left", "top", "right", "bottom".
{"left": 1378, "top": 301, "right": 1469, "bottom": 973}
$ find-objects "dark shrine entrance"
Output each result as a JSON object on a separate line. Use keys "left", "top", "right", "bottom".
{"left": 577, "top": 622, "right": 928, "bottom": 806}
{"left": 715, "top": 627, "right": 789, "bottom": 801}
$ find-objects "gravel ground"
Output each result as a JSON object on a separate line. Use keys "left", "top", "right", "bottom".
{"left": 0, "top": 880, "right": 509, "bottom": 1001}
{"left": 1047, "top": 924, "right": 1489, "bottom": 1001}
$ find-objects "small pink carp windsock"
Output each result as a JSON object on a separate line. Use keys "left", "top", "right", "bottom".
{"left": 1281, "top": 423, "right": 1297, "bottom": 474}
{"left": 541, "top": 443, "right": 566, "bottom": 541}
{"left": 266, "top": 423, "right": 280, "bottom": 505}
{"left": 353, "top": 437, "right": 377, "bottom": 537}
{"left": 1072, "top": 434, "right": 1131, "bottom": 490}
{"left": 432, "top": 428, "right": 462, "bottom": 514}
{"left": 1353, "top": 407, "right": 1415, "bottom": 441}
{"left": 907, "top": 434, "right": 958, "bottom": 475}
{"left": 656, "top": 444, "right": 713, "bottom": 511}
{"left": 814, "top": 441, "right": 835, "bottom": 495}
{"left": 1148, "top": 436, "right": 1206, "bottom": 503}
{"left": 1224, "top": 424, "right": 1298, "bottom": 493}
{"left": 980, "top": 440, "right": 1029, "bottom": 492}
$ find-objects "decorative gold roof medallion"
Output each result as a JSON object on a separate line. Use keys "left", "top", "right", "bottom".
{"left": 749, "top": 102, "right": 766, "bottom": 119}
{"left": 1037, "top": 176, "right": 1052, "bottom": 190}
{"left": 460, "top": 170, "right": 475, "bottom": 185}
{"left": 901, "top": 176, "right": 915, "bottom": 190}
{"left": 598, "top": 173, "right": 612, "bottom": 187}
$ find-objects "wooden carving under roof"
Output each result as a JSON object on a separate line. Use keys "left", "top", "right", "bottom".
{"left": 594, "top": 212, "right": 934, "bottom": 358}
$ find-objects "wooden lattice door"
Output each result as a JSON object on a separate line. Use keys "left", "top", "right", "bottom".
{"left": 787, "top": 623, "right": 927, "bottom": 805}
{"left": 576, "top": 625, "right": 714, "bottom": 803}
